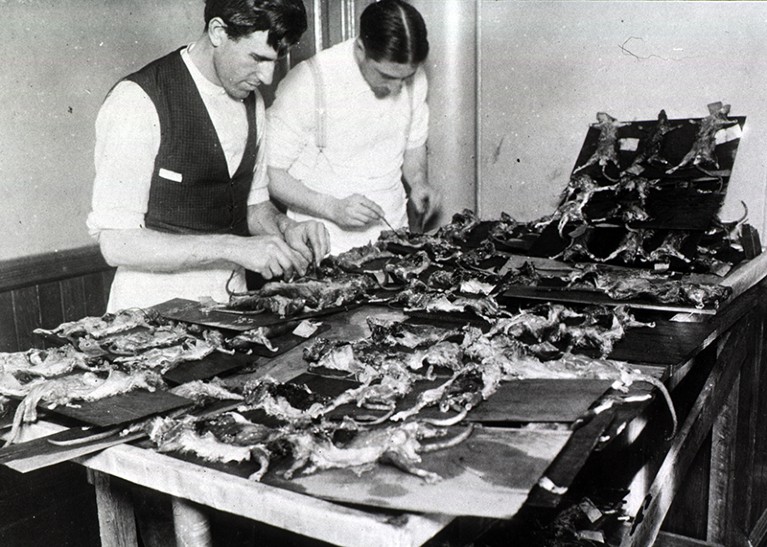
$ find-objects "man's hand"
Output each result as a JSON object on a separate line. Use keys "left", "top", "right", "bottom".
{"left": 409, "top": 182, "right": 440, "bottom": 221}
{"left": 235, "top": 235, "right": 310, "bottom": 280}
{"left": 330, "top": 194, "right": 385, "bottom": 228}
{"left": 283, "top": 220, "right": 330, "bottom": 266}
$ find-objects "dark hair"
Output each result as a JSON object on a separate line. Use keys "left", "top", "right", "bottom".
{"left": 359, "top": 0, "right": 429, "bottom": 64}
{"left": 204, "top": 0, "right": 307, "bottom": 55}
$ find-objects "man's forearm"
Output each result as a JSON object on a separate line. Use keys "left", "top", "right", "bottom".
{"left": 402, "top": 144, "right": 428, "bottom": 191}
{"left": 98, "top": 228, "right": 242, "bottom": 272}
{"left": 268, "top": 167, "right": 336, "bottom": 221}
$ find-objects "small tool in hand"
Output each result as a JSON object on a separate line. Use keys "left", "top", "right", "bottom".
{"left": 378, "top": 213, "right": 409, "bottom": 244}
{"left": 378, "top": 213, "right": 397, "bottom": 233}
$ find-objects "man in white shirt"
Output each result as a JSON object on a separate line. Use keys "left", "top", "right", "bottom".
{"left": 267, "top": 0, "right": 440, "bottom": 255}
{"left": 88, "top": 0, "right": 328, "bottom": 312}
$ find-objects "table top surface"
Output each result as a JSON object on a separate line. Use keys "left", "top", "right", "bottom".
{"left": 7, "top": 256, "right": 765, "bottom": 547}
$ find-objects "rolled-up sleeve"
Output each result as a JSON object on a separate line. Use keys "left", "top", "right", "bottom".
{"left": 266, "top": 62, "right": 316, "bottom": 171}
{"left": 87, "top": 81, "right": 159, "bottom": 239}
{"left": 406, "top": 66, "right": 429, "bottom": 150}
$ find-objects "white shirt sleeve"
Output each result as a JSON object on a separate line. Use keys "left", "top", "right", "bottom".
{"left": 407, "top": 66, "right": 429, "bottom": 150}
{"left": 87, "top": 80, "right": 159, "bottom": 239}
{"left": 266, "top": 62, "right": 317, "bottom": 171}
{"left": 247, "top": 90, "right": 271, "bottom": 205}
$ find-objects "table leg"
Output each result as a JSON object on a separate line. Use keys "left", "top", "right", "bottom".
{"left": 707, "top": 374, "right": 739, "bottom": 543}
{"left": 171, "top": 497, "right": 213, "bottom": 547}
{"left": 90, "top": 470, "right": 138, "bottom": 547}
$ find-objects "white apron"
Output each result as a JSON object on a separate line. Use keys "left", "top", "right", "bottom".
{"left": 107, "top": 266, "right": 246, "bottom": 313}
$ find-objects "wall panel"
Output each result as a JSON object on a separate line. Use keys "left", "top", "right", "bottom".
{"left": 0, "top": 293, "right": 19, "bottom": 353}
{"left": 37, "top": 281, "right": 65, "bottom": 333}
{"left": 61, "top": 277, "right": 88, "bottom": 324}
{"left": 0, "top": 245, "right": 112, "bottom": 352}
{"left": 11, "top": 287, "right": 42, "bottom": 351}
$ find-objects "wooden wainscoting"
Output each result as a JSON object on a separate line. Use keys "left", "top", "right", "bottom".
{"left": 0, "top": 245, "right": 113, "bottom": 546}
{"left": 0, "top": 245, "right": 115, "bottom": 352}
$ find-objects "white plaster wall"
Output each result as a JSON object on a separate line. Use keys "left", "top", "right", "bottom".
{"left": 478, "top": 0, "right": 767, "bottom": 236}
{"left": 412, "top": 0, "right": 479, "bottom": 228}
{"left": 0, "top": 0, "right": 199, "bottom": 261}
{"left": 6, "top": 1, "right": 765, "bottom": 261}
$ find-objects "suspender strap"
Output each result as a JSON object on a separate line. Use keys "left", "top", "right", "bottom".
{"left": 307, "top": 57, "right": 327, "bottom": 151}
{"left": 407, "top": 78, "right": 415, "bottom": 137}
{"left": 307, "top": 55, "right": 417, "bottom": 151}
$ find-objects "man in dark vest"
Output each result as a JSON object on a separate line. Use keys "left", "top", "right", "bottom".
{"left": 88, "top": 0, "right": 328, "bottom": 312}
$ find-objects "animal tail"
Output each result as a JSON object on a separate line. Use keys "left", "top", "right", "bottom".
{"left": 734, "top": 200, "right": 749, "bottom": 226}
{"left": 351, "top": 407, "right": 396, "bottom": 426}
{"left": 627, "top": 371, "right": 678, "bottom": 440}
{"left": 423, "top": 406, "right": 470, "bottom": 427}
{"left": 224, "top": 268, "right": 251, "bottom": 298}
{"left": 601, "top": 165, "right": 620, "bottom": 183}
{"left": 692, "top": 165, "right": 726, "bottom": 192}
{"left": 421, "top": 423, "right": 475, "bottom": 453}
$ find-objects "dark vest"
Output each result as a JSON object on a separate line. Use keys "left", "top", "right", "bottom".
{"left": 124, "top": 48, "right": 256, "bottom": 236}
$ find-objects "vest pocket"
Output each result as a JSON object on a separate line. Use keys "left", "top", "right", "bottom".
{"left": 158, "top": 167, "right": 183, "bottom": 183}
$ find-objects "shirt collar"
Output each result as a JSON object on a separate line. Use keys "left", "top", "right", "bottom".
{"left": 181, "top": 45, "right": 228, "bottom": 97}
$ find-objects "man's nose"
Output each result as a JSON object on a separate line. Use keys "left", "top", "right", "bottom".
{"left": 257, "top": 62, "right": 276, "bottom": 85}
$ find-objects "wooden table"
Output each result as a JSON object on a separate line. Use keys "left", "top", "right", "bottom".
{"left": 75, "top": 306, "right": 573, "bottom": 546}
{"left": 11, "top": 267, "right": 767, "bottom": 546}
{"left": 576, "top": 275, "right": 767, "bottom": 547}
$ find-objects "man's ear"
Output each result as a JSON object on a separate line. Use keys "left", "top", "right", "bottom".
{"left": 208, "top": 17, "right": 228, "bottom": 47}
{"left": 353, "top": 37, "right": 366, "bottom": 62}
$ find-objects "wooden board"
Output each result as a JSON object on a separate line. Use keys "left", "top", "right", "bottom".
{"left": 439, "top": 379, "right": 612, "bottom": 423}
{"left": 500, "top": 285, "right": 719, "bottom": 315}
{"left": 78, "top": 439, "right": 454, "bottom": 547}
{"left": 34, "top": 331, "right": 258, "bottom": 386}
{"left": 45, "top": 389, "right": 192, "bottom": 427}
{"left": 401, "top": 308, "right": 491, "bottom": 327}
{"left": 493, "top": 113, "right": 748, "bottom": 275}
{"left": 403, "top": 305, "right": 714, "bottom": 367}
{"left": 571, "top": 115, "right": 746, "bottom": 187}
{"left": 162, "top": 351, "right": 256, "bottom": 386}
{"left": 289, "top": 373, "right": 359, "bottom": 400}
{"left": 609, "top": 320, "right": 714, "bottom": 366}
{"left": 262, "top": 427, "right": 571, "bottom": 518}
{"left": 0, "top": 400, "right": 244, "bottom": 474}
{"left": 527, "top": 410, "right": 616, "bottom": 508}
{"left": 158, "top": 425, "right": 571, "bottom": 519}
{"left": 152, "top": 297, "right": 358, "bottom": 332}
{"left": 402, "top": 379, "right": 613, "bottom": 424}
{"left": 0, "top": 427, "right": 145, "bottom": 473}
